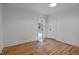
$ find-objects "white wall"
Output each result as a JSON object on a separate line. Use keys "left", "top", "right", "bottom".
{"left": 0, "top": 4, "right": 3, "bottom": 53}
{"left": 3, "top": 4, "right": 79, "bottom": 47}
{"left": 3, "top": 4, "right": 41, "bottom": 47}
{"left": 47, "top": 6, "right": 79, "bottom": 47}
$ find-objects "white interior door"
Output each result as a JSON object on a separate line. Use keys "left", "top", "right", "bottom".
{"left": 37, "top": 17, "right": 45, "bottom": 42}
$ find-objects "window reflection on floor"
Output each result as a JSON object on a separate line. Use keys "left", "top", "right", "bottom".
{"left": 37, "top": 33, "right": 46, "bottom": 54}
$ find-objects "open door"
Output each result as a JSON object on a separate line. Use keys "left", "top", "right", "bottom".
{"left": 37, "top": 16, "right": 46, "bottom": 54}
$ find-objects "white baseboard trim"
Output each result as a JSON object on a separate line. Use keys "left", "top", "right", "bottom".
{"left": 4, "top": 39, "right": 37, "bottom": 48}
{"left": 55, "top": 39, "right": 79, "bottom": 47}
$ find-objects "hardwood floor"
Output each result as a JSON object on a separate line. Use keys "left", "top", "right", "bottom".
{"left": 2, "top": 38, "right": 79, "bottom": 55}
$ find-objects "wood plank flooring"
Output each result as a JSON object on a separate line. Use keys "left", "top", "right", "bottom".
{"left": 2, "top": 38, "right": 79, "bottom": 55}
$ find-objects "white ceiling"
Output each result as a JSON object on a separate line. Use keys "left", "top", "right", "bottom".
{"left": 5, "top": 3, "right": 79, "bottom": 15}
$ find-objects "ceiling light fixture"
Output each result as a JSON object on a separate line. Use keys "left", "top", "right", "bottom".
{"left": 49, "top": 2, "right": 56, "bottom": 7}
